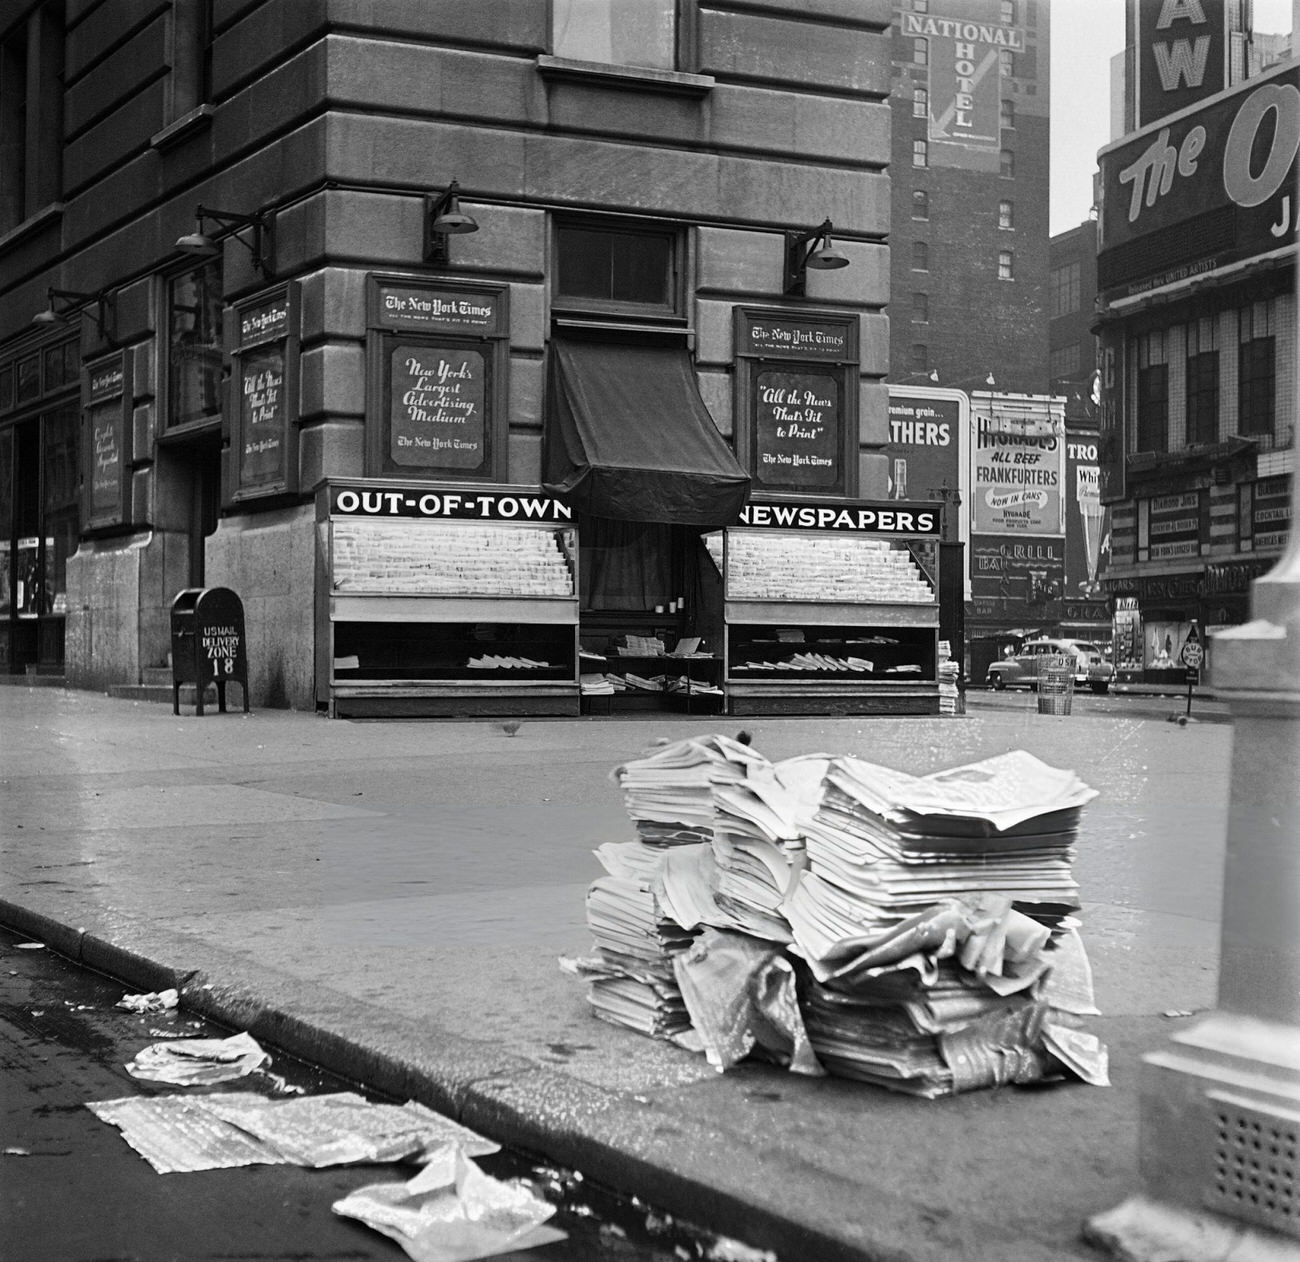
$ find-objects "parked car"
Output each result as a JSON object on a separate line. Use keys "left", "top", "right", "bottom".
{"left": 985, "top": 637, "right": 1115, "bottom": 694}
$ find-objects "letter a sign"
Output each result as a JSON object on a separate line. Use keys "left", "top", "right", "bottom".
{"left": 1136, "top": 0, "right": 1228, "bottom": 128}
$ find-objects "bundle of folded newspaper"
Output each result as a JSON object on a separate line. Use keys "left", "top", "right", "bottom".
{"left": 562, "top": 734, "right": 1109, "bottom": 1096}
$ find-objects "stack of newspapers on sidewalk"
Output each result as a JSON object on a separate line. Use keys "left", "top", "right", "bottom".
{"left": 561, "top": 733, "right": 1108, "bottom": 1097}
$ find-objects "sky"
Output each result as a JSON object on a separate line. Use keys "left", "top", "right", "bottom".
{"left": 1048, "top": 0, "right": 1295, "bottom": 235}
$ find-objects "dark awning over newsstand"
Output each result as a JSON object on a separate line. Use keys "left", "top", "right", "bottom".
{"left": 543, "top": 336, "right": 750, "bottom": 527}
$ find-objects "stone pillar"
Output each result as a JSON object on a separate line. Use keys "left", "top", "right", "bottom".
{"left": 1084, "top": 523, "right": 1300, "bottom": 1255}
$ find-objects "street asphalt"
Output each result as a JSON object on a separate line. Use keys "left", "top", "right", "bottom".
{"left": 0, "top": 684, "right": 1236, "bottom": 1262}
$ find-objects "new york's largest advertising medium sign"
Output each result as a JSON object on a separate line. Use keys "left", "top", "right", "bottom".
{"left": 1098, "top": 62, "right": 1299, "bottom": 301}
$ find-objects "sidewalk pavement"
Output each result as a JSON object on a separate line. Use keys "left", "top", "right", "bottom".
{"left": 0, "top": 685, "right": 1233, "bottom": 1262}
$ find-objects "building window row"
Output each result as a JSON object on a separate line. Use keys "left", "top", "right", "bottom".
{"left": 1050, "top": 261, "right": 1081, "bottom": 318}
{"left": 1126, "top": 299, "right": 1289, "bottom": 453}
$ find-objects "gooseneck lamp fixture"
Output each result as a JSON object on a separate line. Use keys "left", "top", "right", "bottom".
{"left": 784, "top": 218, "right": 850, "bottom": 295}
{"left": 424, "top": 180, "right": 479, "bottom": 264}
{"left": 176, "top": 205, "right": 276, "bottom": 278}
{"left": 32, "top": 287, "right": 115, "bottom": 339}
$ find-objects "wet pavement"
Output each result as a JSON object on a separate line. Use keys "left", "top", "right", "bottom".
{"left": 0, "top": 925, "right": 762, "bottom": 1262}
{"left": 0, "top": 684, "right": 1236, "bottom": 1262}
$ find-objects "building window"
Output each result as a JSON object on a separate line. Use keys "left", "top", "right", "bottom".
{"left": 1000, "top": 148, "right": 1015, "bottom": 178}
{"left": 552, "top": 0, "right": 681, "bottom": 71}
{"left": 0, "top": 5, "right": 63, "bottom": 233}
{"left": 1050, "top": 261, "right": 1081, "bottom": 317}
{"left": 1185, "top": 317, "right": 1219, "bottom": 446}
{"left": 1136, "top": 331, "right": 1169, "bottom": 453}
{"left": 910, "top": 344, "right": 929, "bottom": 374}
{"left": 1238, "top": 301, "right": 1275, "bottom": 437}
{"left": 912, "top": 241, "right": 929, "bottom": 271}
{"left": 912, "top": 292, "right": 929, "bottom": 323}
{"left": 1000, "top": 48, "right": 1014, "bottom": 76}
{"left": 1000, "top": 98, "right": 1015, "bottom": 129}
{"left": 554, "top": 220, "right": 681, "bottom": 317}
{"left": 913, "top": 37, "right": 928, "bottom": 66}
{"left": 913, "top": 87, "right": 928, "bottom": 118}
{"left": 913, "top": 139, "right": 928, "bottom": 168}
{"left": 911, "top": 189, "right": 929, "bottom": 220}
{"left": 914, "top": 0, "right": 928, "bottom": 11}
{"left": 998, "top": 200, "right": 1014, "bottom": 230}
{"left": 1001, "top": 0, "right": 1017, "bottom": 23}
{"left": 1050, "top": 343, "right": 1080, "bottom": 382}
{"left": 167, "top": 260, "right": 224, "bottom": 430}
{"left": 168, "top": 0, "right": 214, "bottom": 121}
{"left": 997, "top": 250, "right": 1014, "bottom": 281}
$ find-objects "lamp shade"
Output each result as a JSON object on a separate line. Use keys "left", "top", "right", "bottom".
{"left": 175, "top": 231, "right": 220, "bottom": 256}
{"left": 806, "top": 243, "right": 850, "bottom": 270}
{"left": 430, "top": 201, "right": 478, "bottom": 235}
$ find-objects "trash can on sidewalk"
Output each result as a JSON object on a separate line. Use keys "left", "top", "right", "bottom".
{"left": 1037, "top": 654, "right": 1074, "bottom": 716}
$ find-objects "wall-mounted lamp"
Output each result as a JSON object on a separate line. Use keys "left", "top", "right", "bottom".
{"left": 424, "top": 180, "right": 479, "bottom": 264}
{"left": 32, "top": 287, "right": 115, "bottom": 339}
{"left": 784, "top": 218, "right": 850, "bottom": 295}
{"left": 176, "top": 205, "right": 275, "bottom": 278}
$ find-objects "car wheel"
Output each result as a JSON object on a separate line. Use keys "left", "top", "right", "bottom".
{"left": 1091, "top": 682, "right": 1109, "bottom": 694}
{"left": 1029, "top": 681, "right": 1038, "bottom": 693}
{"left": 989, "top": 673, "right": 1005, "bottom": 690}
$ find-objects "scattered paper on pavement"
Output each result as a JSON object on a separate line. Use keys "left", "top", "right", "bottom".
{"left": 116, "top": 988, "right": 179, "bottom": 1013}
{"left": 205, "top": 1092, "right": 499, "bottom": 1167}
{"left": 86, "top": 1092, "right": 281, "bottom": 1173}
{"left": 125, "top": 1031, "right": 267, "bottom": 1085}
{"left": 87, "top": 1089, "right": 500, "bottom": 1174}
{"left": 333, "top": 1145, "right": 565, "bottom": 1262}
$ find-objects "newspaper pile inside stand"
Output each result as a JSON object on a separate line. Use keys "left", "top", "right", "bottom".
{"left": 565, "top": 736, "right": 1108, "bottom": 1097}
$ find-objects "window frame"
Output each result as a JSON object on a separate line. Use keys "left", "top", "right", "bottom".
{"left": 1185, "top": 317, "right": 1219, "bottom": 446}
{"left": 1050, "top": 261, "right": 1081, "bottom": 318}
{"left": 912, "top": 241, "right": 930, "bottom": 272}
{"left": 913, "top": 86, "right": 928, "bottom": 118}
{"left": 997, "top": 249, "right": 1014, "bottom": 281}
{"left": 551, "top": 216, "right": 686, "bottom": 323}
{"left": 911, "top": 188, "right": 929, "bottom": 220}
{"left": 998, "top": 199, "right": 1014, "bottom": 230}
{"left": 1237, "top": 302, "right": 1275, "bottom": 438}
{"left": 161, "top": 257, "right": 226, "bottom": 438}
{"left": 913, "top": 37, "right": 928, "bottom": 66}
{"left": 1000, "top": 147, "right": 1015, "bottom": 178}
{"left": 550, "top": 0, "right": 695, "bottom": 73}
{"left": 911, "top": 291, "right": 929, "bottom": 324}
{"left": 913, "top": 138, "right": 928, "bottom": 168}
{"left": 1135, "top": 332, "right": 1169, "bottom": 454}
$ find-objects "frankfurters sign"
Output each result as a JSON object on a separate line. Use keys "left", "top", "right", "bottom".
{"left": 1099, "top": 63, "right": 1298, "bottom": 294}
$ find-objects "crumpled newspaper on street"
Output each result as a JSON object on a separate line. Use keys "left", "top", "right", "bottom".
{"left": 333, "top": 1144, "right": 565, "bottom": 1262}
{"left": 125, "top": 1030, "right": 267, "bottom": 1085}
{"left": 116, "top": 988, "right": 179, "bottom": 1014}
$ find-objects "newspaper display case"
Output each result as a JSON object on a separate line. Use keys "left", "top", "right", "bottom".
{"left": 315, "top": 481, "right": 579, "bottom": 718}
{"left": 719, "top": 504, "right": 942, "bottom": 715}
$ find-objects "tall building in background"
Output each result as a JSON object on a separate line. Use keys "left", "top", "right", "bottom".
{"left": 887, "top": 0, "right": 1051, "bottom": 395}
{"left": 1094, "top": 0, "right": 1296, "bottom": 684}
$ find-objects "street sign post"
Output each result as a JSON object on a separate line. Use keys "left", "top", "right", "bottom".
{"left": 1179, "top": 624, "right": 1204, "bottom": 717}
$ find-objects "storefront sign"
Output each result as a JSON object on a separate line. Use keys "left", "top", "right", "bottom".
{"left": 238, "top": 346, "right": 286, "bottom": 486}
{"left": 738, "top": 316, "right": 851, "bottom": 360}
{"left": 1202, "top": 557, "right": 1275, "bottom": 595}
{"left": 83, "top": 351, "right": 131, "bottom": 530}
{"left": 1099, "top": 63, "right": 1299, "bottom": 296}
{"left": 368, "top": 276, "right": 509, "bottom": 482}
{"left": 1242, "top": 474, "right": 1293, "bottom": 552}
{"left": 901, "top": 6, "right": 1023, "bottom": 170}
{"left": 329, "top": 483, "right": 573, "bottom": 522}
{"left": 971, "top": 413, "right": 1064, "bottom": 534}
{"left": 1140, "top": 490, "right": 1204, "bottom": 562}
{"left": 754, "top": 368, "right": 840, "bottom": 488}
{"left": 376, "top": 284, "right": 503, "bottom": 334}
{"left": 231, "top": 284, "right": 298, "bottom": 499}
{"left": 1135, "top": 0, "right": 1228, "bottom": 128}
{"left": 738, "top": 499, "right": 941, "bottom": 536}
{"left": 389, "top": 345, "right": 486, "bottom": 470}
{"left": 734, "top": 308, "right": 858, "bottom": 498}
{"left": 970, "top": 534, "right": 1064, "bottom": 604}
